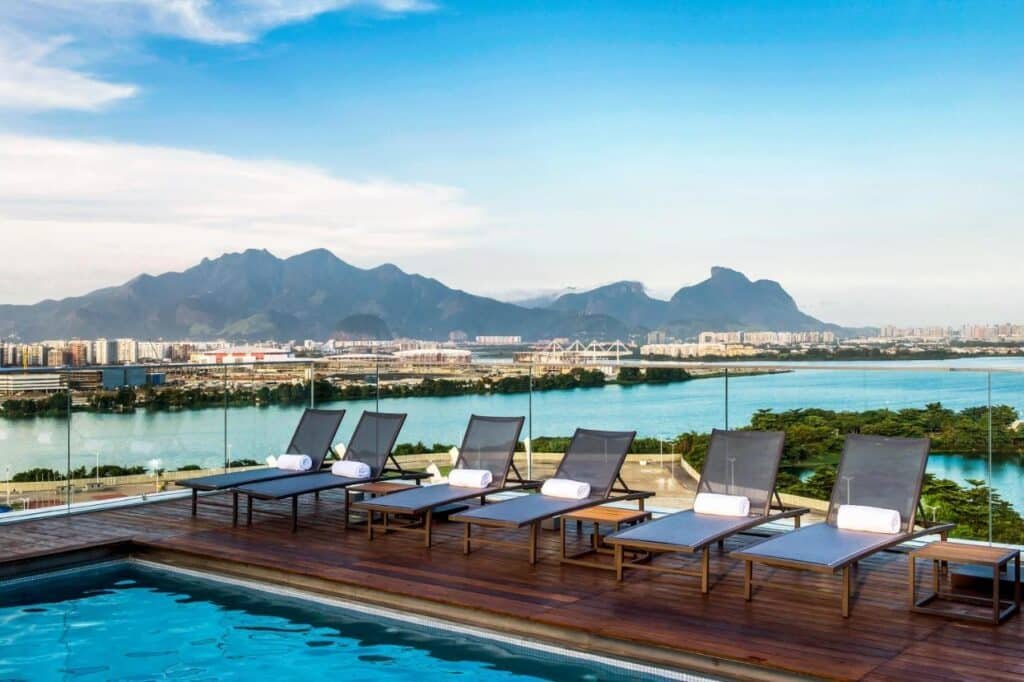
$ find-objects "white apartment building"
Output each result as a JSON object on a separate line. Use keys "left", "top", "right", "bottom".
{"left": 474, "top": 335, "right": 523, "bottom": 345}
{"left": 136, "top": 341, "right": 170, "bottom": 361}
{"left": 93, "top": 339, "right": 113, "bottom": 365}
{"left": 115, "top": 338, "right": 138, "bottom": 364}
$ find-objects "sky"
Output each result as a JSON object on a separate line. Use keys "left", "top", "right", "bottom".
{"left": 0, "top": 1, "right": 1021, "bottom": 326}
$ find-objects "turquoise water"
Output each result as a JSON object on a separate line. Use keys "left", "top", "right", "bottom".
{"left": 1, "top": 358, "right": 1022, "bottom": 506}
{"left": 0, "top": 564, "right": 669, "bottom": 681}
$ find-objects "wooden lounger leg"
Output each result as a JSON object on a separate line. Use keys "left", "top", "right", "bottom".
{"left": 993, "top": 563, "right": 1001, "bottom": 624}
{"left": 232, "top": 492, "right": 239, "bottom": 527}
{"left": 528, "top": 522, "right": 538, "bottom": 565}
{"left": 367, "top": 511, "right": 375, "bottom": 540}
{"left": 700, "top": 547, "right": 710, "bottom": 594}
{"left": 744, "top": 561, "right": 753, "bottom": 601}
{"left": 842, "top": 565, "right": 851, "bottom": 618}
{"left": 342, "top": 491, "right": 349, "bottom": 530}
{"left": 794, "top": 514, "right": 801, "bottom": 529}
{"left": 615, "top": 544, "right": 624, "bottom": 581}
{"left": 291, "top": 496, "right": 299, "bottom": 533}
{"left": 717, "top": 539, "right": 725, "bottom": 552}
{"left": 560, "top": 515, "right": 567, "bottom": 560}
{"left": 463, "top": 523, "right": 472, "bottom": 555}
{"left": 191, "top": 489, "right": 198, "bottom": 516}
{"left": 246, "top": 495, "right": 253, "bottom": 526}
{"left": 424, "top": 509, "right": 433, "bottom": 549}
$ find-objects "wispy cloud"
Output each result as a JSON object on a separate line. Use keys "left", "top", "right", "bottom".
{"left": 0, "top": 31, "right": 137, "bottom": 111}
{"left": 0, "top": 0, "right": 435, "bottom": 110}
{"left": 0, "top": 134, "right": 481, "bottom": 303}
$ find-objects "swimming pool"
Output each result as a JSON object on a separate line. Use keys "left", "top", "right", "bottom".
{"left": 0, "top": 562, "right": 697, "bottom": 681}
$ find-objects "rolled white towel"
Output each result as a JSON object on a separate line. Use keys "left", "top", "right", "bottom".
{"left": 275, "top": 454, "right": 312, "bottom": 471}
{"left": 331, "top": 460, "right": 371, "bottom": 479}
{"left": 836, "top": 504, "right": 901, "bottom": 534}
{"left": 541, "top": 478, "right": 591, "bottom": 500}
{"left": 449, "top": 468, "right": 493, "bottom": 489}
{"left": 693, "top": 492, "right": 750, "bottom": 517}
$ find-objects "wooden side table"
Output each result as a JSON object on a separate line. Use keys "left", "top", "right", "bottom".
{"left": 910, "top": 541, "right": 1020, "bottom": 624}
{"left": 343, "top": 481, "right": 414, "bottom": 529}
{"left": 560, "top": 506, "right": 652, "bottom": 571}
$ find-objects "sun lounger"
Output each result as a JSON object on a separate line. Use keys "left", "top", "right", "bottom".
{"left": 233, "top": 411, "right": 425, "bottom": 532}
{"left": 730, "top": 433, "right": 953, "bottom": 616}
{"left": 451, "top": 427, "right": 651, "bottom": 564}
{"left": 177, "top": 408, "right": 345, "bottom": 522}
{"left": 604, "top": 429, "right": 808, "bottom": 592}
{"left": 353, "top": 415, "right": 531, "bottom": 547}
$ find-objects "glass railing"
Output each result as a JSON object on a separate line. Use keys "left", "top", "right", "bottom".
{"left": 2, "top": 357, "right": 1022, "bottom": 547}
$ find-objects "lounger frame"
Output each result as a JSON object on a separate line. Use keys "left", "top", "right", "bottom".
{"left": 454, "top": 428, "right": 652, "bottom": 564}
{"left": 177, "top": 408, "right": 346, "bottom": 520}
{"left": 353, "top": 415, "right": 533, "bottom": 547}
{"left": 731, "top": 434, "right": 954, "bottom": 616}
{"left": 235, "top": 412, "right": 428, "bottom": 532}
{"left": 604, "top": 429, "right": 809, "bottom": 592}
{"left": 608, "top": 489, "right": 808, "bottom": 593}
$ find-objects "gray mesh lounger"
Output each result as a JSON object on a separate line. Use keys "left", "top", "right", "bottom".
{"left": 730, "top": 433, "right": 954, "bottom": 617}
{"left": 233, "top": 411, "right": 424, "bottom": 532}
{"left": 352, "top": 415, "right": 531, "bottom": 547}
{"left": 604, "top": 429, "right": 808, "bottom": 593}
{"left": 176, "top": 408, "right": 345, "bottom": 523}
{"left": 451, "top": 428, "right": 651, "bottom": 564}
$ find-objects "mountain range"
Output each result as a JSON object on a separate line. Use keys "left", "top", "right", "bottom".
{"left": 0, "top": 249, "right": 852, "bottom": 342}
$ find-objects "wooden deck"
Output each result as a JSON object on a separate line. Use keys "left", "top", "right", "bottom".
{"left": 2, "top": 492, "right": 1022, "bottom": 681}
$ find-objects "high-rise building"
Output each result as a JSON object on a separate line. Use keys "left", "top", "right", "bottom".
{"left": 67, "top": 341, "right": 91, "bottom": 367}
{"left": 115, "top": 338, "right": 138, "bottom": 364}
{"left": 137, "top": 341, "right": 169, "bottom": 362}
{"left": 45, "top": 348, "right": 65, "bottom": 367}
{"left": 93, "top": 338, "right": 113, "bottom": 365}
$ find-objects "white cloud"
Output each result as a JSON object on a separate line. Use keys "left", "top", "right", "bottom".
{"left": 5, "top": 1, "right": 435, "bottom": 45}
{"left": 0, "top": 31, "right": 137, "bottom": 111}
{"left": 0, "top": 1, "right": 434, "bottom": 110}
{"left": 0, "top": 134, "right": 482, "bottom": 303}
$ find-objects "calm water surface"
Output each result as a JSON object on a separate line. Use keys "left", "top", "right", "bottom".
{"left": 0, "top": 564, "right": 663, "bottom": 681}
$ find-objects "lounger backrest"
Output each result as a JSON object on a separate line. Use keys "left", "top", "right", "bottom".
{"left": 826, "top": 434, "right": 929, "bottom": 532}
{"left": 698, "top": 429, "right": 785, "bottom": 517}
{"left": 344, "top": 411, "right": 407, "bottom": 477}
{"left": 285, "top": 409, "right": 346, "bottom": 469}
{"left": 455, "top": 415, "right": 526, "bottom": 487}
{"left": 552, "top": 428, "right": 636, "bottom": 498}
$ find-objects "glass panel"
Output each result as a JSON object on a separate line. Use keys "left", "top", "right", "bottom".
{"left": 224, "top": 361, "right": 322, "bottom": 472}
{"left": 65, "top": 363, "right": 227, "bottom": 506}
{"left": 0, "top": 368, "right": 70, "bottom": 514}
{"left": 524, "top": 358, "right": 723, "bottom": 511}
{"left": 986, "top": 367, "right": 1024, "bottom": 545}
{"left": 723, "top": 363, "right": 994, "bottom": 537}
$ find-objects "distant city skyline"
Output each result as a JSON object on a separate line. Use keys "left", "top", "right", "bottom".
{"left": 1, "top": 1, "right": 1021, "bottom": 326}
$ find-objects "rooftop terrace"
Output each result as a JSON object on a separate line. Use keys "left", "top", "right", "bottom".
{"left": 3, "top": 492, "right": 1022, "bottom": 681}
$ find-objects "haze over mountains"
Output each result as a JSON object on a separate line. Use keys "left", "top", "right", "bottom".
{"left": 0, "top": 250, "right": 852, "bottom": 342}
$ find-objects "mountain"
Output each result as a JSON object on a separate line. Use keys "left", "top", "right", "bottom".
{"left": 0, "top": 252, "right": 853, "bottom": 342}
{"left": 548, "top": 267, "right": 846, "bottom": 337}
{"left": 549, "top": 281, "right": 667, "bottom": 328}
{"left": 0, "top": 249, "right": 628, "bottom": 342}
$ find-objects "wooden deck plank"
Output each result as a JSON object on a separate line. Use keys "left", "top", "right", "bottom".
{"left": 2, "top": 494, "right": 1022, "bottom": 681}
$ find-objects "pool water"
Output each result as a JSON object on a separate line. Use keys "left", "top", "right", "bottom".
{"left": 0, "top": 564, "right": 681, "bottom": 681}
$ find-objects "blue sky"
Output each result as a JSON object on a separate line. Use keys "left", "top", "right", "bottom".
{"left": 0, "top": 1, "right": 1021, "bottom": 325}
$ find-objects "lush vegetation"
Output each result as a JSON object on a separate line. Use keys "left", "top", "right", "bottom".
{"left": 673, "top": 405, "right": 1024, "bottom": 544}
